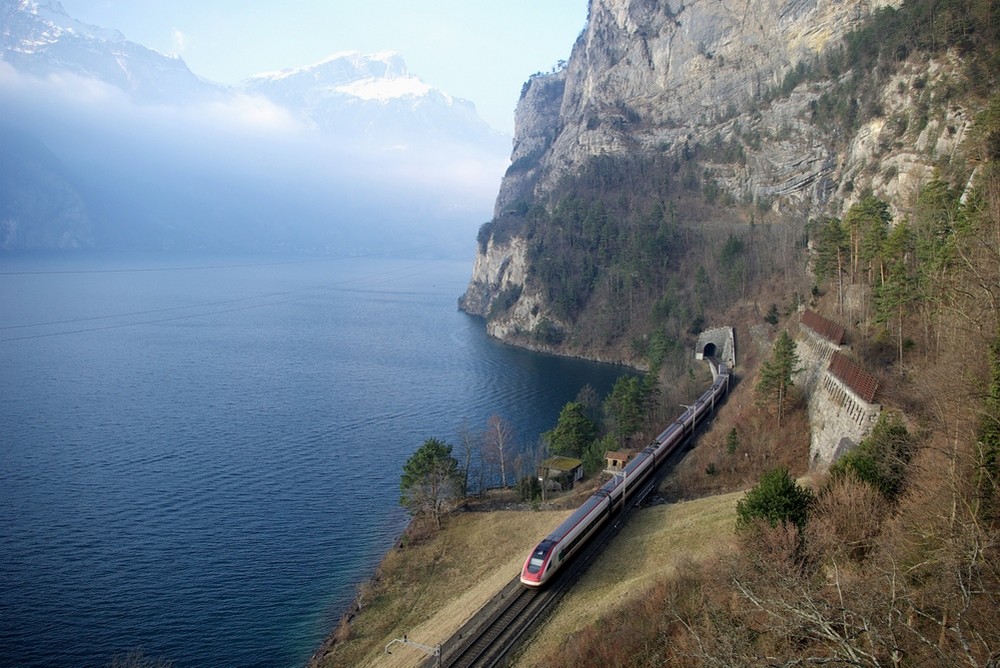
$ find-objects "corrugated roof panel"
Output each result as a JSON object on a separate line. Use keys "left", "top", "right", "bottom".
{"left": 829, "top": 351, "right": 879, "bottom": 402}
{"left": 802, "top": 311, "right": 846, "bottom": 345}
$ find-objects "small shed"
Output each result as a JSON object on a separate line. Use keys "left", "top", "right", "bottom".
{"left": 537, "top": 456, "right": 584, "bottom": 491}
{"left": 604, "top": 451, "right": 631, "bottom": 472}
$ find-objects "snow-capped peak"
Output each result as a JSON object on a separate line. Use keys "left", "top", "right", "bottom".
{"left": 19, "top": 0, "right": 126, "bottom": 44}
{"left": 250, "top": 50, "right": 408, "bottom": 83}
{"left": 243, "top": 50, "right": 451, "bottom": 107}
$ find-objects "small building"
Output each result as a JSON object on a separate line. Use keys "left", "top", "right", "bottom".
{"left": 537, "top": 456, "right": 584, "bottom": 491}
{"left": 604, "top": 451, "right": 630, "bottom": 473}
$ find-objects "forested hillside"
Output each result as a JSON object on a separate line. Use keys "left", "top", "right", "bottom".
{"left": 463, "top": 0, "right": 1000, "bottom": 370}
{"left": 512, "top": 0, "right": 1000, "bottom": 664}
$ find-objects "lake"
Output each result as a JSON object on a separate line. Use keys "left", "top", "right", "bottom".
{"left": 0, "top": 252, "right": 630, "bottom": 667}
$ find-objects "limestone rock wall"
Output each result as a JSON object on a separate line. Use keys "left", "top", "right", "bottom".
{"left": 458, "top": 236, "right": 530, "bottom": 317}
{"left": 463, "top": 0, "right": 973, "bottom": 358}
{"left": 520, "top": 0, "right": 903, "bottom": 208}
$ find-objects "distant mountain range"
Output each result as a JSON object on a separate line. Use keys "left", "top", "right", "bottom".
{"left": 244, "top": 50, "right": 502, "bottom": 146}
{"left": 0, "top": 0, "right": 508, "bottom": 252}
{"left": 0, "top": 0, "right": 221, "bottom": 104}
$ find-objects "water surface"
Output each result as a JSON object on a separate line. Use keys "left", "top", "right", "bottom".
{"left": 0, "top": 253, "right": 629, "bottom": 667}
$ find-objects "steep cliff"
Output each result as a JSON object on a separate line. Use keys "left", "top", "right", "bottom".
{"left": 524, "top": 0, "right": 893, "bottom": 202}
{"left": 462, "top": 0, "right": 986, "bottom": 361}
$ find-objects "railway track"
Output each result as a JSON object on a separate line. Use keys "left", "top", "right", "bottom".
{"left": 434, "top": 476, "right": 661, "bottom": 668}
{"left": 440, "top": 583, "right": 545, "bottom": 668}
{"left": 428, "top": 418, "right": 710, "bottom": 668}
{"left": 430, "top": 360, "right": 729, "bottom": 667}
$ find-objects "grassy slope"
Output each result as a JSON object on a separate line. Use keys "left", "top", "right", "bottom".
{"left": 513, "top": 491, "right": 742, "bottom": 666}
{"left": 313, "top": 509, "right": 569, "bottom": 668}
{"left": 312, "top": 489, "right": 742, "bottom": 667}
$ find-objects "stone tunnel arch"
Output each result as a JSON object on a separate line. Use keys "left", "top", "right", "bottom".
{"left": 695, "top": 327, "right": 736, "bottom": 368}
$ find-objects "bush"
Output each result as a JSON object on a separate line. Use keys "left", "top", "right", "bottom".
{"left": 736, "top": 467, "right": 814, "bottom": 531}
{"left": 488, "top": 284, "right": 523, "bottom": 319}
{"left": 726, "top": 428, "right": 740, "bottom": 454}
{"left": 533, "top": 318, "right": 564, "bottom": 345}
{"left": 830, "top": 411, "right": 912, "bottom": 500}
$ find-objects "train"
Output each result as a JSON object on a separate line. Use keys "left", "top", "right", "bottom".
{"left": 520, "top": 360, "right": 730, "bottom": 587}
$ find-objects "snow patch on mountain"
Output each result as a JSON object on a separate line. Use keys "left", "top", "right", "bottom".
{"left": 245, "top": 50, "right": 441, "bottom": 104}
{"left": 335, "top": 75, "right": 435, "bottom": 102}
{"left": 15, "top": 0, "right": 126, "bottom": 46}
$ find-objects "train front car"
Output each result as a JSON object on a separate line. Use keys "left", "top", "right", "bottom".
{"left": 520, "top": 484, "right": 615, "bottom": 587}
{"left": 520, "top": 539, "right": 557, "bottom": 587}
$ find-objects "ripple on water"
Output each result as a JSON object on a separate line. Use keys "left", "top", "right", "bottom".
{"left": 0, "top": 254, "right": 631, "bottom": 667}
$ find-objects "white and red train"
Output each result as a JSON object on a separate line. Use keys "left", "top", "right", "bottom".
{"left": 520, "top": 361, "right": 730, "bottom": 587}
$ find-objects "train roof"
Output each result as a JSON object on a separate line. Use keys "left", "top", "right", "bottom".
{"left": 543, "top": 484, "right": 613, "bottom": 542}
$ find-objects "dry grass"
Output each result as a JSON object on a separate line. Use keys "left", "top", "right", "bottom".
{"left": 311, "top": 508, "right": 569, "bottom": 668}
{"left": 309, "top": 489, "right": 742, "bottom": 668}
{"left": 513, "top": 490, "right": 742, "bottom": 667}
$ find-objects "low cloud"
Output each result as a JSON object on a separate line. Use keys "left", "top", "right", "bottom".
{"left": 171, "top": 28, "right": 187, "bottom": 54}
{"left": 0, "top": 64, "right": 505, "bottom": 253}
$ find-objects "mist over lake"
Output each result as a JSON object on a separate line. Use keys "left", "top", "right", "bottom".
{"left": 0, "top": 252, "right": 630, "bottom": 667}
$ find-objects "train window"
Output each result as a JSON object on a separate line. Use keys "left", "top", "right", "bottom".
{"left": 527, "top": 540, "right": 554, "bottom": 574}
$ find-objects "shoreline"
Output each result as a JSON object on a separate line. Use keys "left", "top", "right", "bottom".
{"left": 306, "top": 517, "right": 416, "bottom": 667}
{"left": 305, "top": 490, "right": 590, "bottom": 667}
{"left": 305, "top": 485, "right": 744, "bottom": 668}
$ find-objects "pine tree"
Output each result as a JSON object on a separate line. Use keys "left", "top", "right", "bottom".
{"left": 756, "top": 330, "right": 801, "bottom": 427}
{"left": 604, "top": 375, "right": 649, "bottom": 447}
{"left": 736, "top": 467, "right": 814, "bottom": 531}
{"left": 843, "top": 194, "right": 892, "bottom": 285}
{"left": 914, "top": 176, "right": 960, "bottom": 356}
{"left": 543, "top": 401, "right": 598, "bottom": 459}
{"left": 813, "top": 217, "right": 849, "bottom": 313}
{"left": 400, "top": 438, "right": 463, "bottom": 528}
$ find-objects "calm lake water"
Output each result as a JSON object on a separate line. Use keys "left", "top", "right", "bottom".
{"left": 0, "top": 252, "right": 630, "bottom": 667}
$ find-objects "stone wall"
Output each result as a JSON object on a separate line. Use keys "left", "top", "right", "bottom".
{"left": 695, "top": 326, "right": 736, "bottom": 369}
{"left": 796, "top": 317, "right": 881, "bottom": 471}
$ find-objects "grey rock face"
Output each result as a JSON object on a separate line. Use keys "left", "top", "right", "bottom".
{"left": 509, "top": 0, "right": 901, "bottom": 211}
{"left": 465, "top": 0, "right": 974, "bottom": 342}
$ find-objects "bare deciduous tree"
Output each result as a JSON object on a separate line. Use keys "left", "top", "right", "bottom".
{"left": 455, "top": 419, "right": 482, "bottom": 497}
{"left": 483, "top": 414, "right": 515, "bottom": 489}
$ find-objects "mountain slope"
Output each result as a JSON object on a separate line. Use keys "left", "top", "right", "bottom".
{"left": 0, "top": 0, "right": 222, "bottom": 103}
{"left": 0, "top": 124, "right": 92, "bottom": 249}
{"left": 461, "top": 0, "right": 994, "bottom": 363}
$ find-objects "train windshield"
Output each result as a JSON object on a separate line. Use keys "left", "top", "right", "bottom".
{"left": 526, "top": 540, "right": 555, "bottom": 574}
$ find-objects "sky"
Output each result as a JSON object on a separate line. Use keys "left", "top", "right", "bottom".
{"left": 55, "top": 0, "right": 589, "bottom": 134}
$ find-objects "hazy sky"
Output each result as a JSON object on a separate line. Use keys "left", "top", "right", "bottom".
{"left": 56, "top": 0, "right": 588, "bottom": 133}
